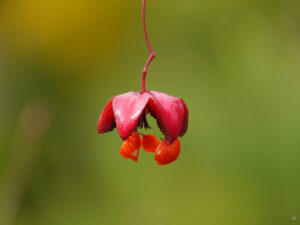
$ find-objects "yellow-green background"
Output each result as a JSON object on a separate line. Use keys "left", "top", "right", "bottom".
{"left": 0, "top": 0, "right": 300, "bottom": 224}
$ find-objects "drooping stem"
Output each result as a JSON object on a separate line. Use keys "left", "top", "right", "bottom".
{"left": 142, "top": 0, "right": 156, "bottom": 92}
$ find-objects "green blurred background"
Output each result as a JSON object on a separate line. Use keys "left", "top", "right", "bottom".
{"left": 0, "top": 0, "right": 300, "bottom": 224}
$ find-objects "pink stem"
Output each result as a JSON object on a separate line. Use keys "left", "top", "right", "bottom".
{"left": 142, "top": 0, "right": 156, "bottom": 92}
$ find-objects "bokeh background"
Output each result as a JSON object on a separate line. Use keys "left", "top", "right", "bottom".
{"left": 0, "top": 0, "right": 300, "bottom": 224}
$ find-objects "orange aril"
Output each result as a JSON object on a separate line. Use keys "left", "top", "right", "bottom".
{"left": 154, "top": 138, "right": 181, "bottom": 165}
{"left": 120, "top": 132, "right": 141, "bottom": 162}
{"left": 141, "top": 134, "right": 161, "bottom": 153}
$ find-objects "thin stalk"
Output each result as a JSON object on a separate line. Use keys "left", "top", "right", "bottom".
{"left": 142, "top": 0, "right": 156, "bottom": 92}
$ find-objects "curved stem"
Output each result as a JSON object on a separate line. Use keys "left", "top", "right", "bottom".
{"left": 142, "top": 0, "right": 156, "bottom": 92}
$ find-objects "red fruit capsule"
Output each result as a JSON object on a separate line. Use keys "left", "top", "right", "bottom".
{"left": 120, "top": 132, "right": 141, "bottom": 162}
{"left": 154, "top": 138, "right": 181, "bottom": 165}
{"left": 98, "top": 91, "right": 188, "bottom": 143}
{"left": 141, "top": 134, "right": 161, "bottom": 153}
